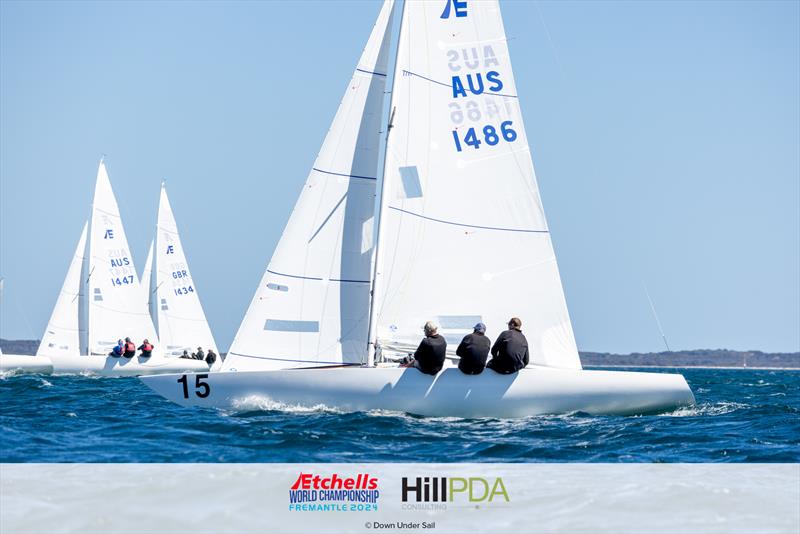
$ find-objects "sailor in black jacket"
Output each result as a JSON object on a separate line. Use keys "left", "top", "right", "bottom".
{"left": 487, "top": 317, "right": 529, "bottom": 374}
{"left": 403, "top": 320, "right": 447, "bottom": 375}
{"left": 457, "top": 322, "right": 491, "bottom": 375}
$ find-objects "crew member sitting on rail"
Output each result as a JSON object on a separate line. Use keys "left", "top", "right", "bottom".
{"left": 457, "top": 322, "right": 491, "bottom": 375}
{"left": 486, "top": 317, "right": 529, "bottom": 374}
{"left": 192, "top": 347, "right": 205, "bottom": 361}
{"left": 205, "top": 349, "right": 217, "bottom": 366}
{"left": 138, "top": 339, "right": 154, "bottom": 358}
{"left": 401, "top": 320, "right": 447, "bottom": 375}
{"left": 109, "top": 339, "right": 124, "bottom": 358}
{"left": 123, "top": 337, "right": 137, "bottom": 358}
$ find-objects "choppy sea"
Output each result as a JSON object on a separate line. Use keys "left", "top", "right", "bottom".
{"left": 1, "top": 368, "right": 797, "bottom": 463}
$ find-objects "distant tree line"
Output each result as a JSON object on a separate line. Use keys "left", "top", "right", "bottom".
{"left": 580, "top": 349, "right": 799, "bottom": 369}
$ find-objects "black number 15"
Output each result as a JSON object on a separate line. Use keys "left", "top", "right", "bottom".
{"left": 177, "top": 374, "right": 211, "bottom": 399}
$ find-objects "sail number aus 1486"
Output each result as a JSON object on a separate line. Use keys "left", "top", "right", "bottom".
{"left": 452, "top": 121, "right": 517, "bottom": 152}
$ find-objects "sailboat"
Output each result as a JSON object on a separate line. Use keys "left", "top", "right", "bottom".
{"left": 33, "top": 160, "right": 210, "bottom": 376}
{"left": 142, "top": 0, "right": 695, "bottom": 416}
{"left": 146, "top": 183, "right": 221, "bottom": 370}
{"left": 0, "top": 278, "right": 54, "bottom": 374}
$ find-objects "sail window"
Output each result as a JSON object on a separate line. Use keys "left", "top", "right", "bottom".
{"left": 93, "top": 288, "right": 103, "bottom": 302}
{"left": 264, "top": 319, "right": 320, "bottom": 333}
{"left": 437, "top": 315, "right": 483, "bottom": 329}
{"left": 267, "top": 283, "right": 289, "bottom": 292}
{"left": 398, "top": 166, "right": 423, "bottom": 198}
{"left": 160, "top": 298, "right": 169, "bottom": 311}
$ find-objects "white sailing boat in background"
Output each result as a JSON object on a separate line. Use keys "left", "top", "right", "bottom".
{"left": 30, "top": 160, "right": 209, "bottom": 376}
{"left": 147, "top": 183, "right": 220, "bottom": 370}
{"left": 143, "top": 0, "right": 694, "bottom": 416}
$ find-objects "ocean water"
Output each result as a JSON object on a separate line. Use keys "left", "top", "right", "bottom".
{"left": 1, "top": 368, "right": 797, "bottom": 463}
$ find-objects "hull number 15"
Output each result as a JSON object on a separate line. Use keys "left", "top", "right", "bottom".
{"left": 177, "top": 374, "right": 210, "bottom": 399}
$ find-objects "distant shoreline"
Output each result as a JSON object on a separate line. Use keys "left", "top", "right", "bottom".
{"left": 2, "top": 339, "right": 798, "bottom": 369}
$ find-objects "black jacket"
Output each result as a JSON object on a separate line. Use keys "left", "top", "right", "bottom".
{"left": 487, "top": 329, "right": 529, "bottom": 374}
{"left": 413, "top": 334, "right": 447, "bottom": 375}
{"left": 456, "top": 332, "right": 490, "bottom": 375}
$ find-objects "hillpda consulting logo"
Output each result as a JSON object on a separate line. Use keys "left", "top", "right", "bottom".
{"left": 401, "top": 476, "right": 509, "bottom": 510}
{"left": 289, "top": 473, "right": 380, "bottom": 511}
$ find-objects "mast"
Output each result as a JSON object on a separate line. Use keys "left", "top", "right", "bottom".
{"left": 366, "top": 0, "right": 406, "bottom": 367}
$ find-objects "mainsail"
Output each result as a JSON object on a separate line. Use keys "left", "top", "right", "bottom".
{"left": 223, "top": 0, "right": 396, "bottom": 371}
{"left": 370, "top": 0, "right": 581, "bottom": 369}
{"left": 86, "top": 160, "right": 158, "bottom": 355}
{"left": 151, "top": 184, "right": 218, "bottom": 362}
{"left": 36, "top": 222, "right": 87, "bottom": 358}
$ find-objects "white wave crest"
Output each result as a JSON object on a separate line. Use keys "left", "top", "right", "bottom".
{"left": 659, "top": 401, "right": 748, "bottom": 417}
{"left": 228, "top": 395, "right": 344, "bottom": 415}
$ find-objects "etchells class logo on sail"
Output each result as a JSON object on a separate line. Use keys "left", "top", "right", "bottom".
{"left": 288, "top": 473, "right": 380, "bottom": 512}
{"left": 401, "top": 476, "right": 509, "bottom": 510}
{"left": 440, "top": 0, "right": 467, "bottom": 19}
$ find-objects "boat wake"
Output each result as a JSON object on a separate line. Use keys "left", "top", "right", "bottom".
{"left": 660, "top": 401, "right": 748, "bottom": 417}
{"left": 227, "top": 395, "right": 345, "bottom": 415}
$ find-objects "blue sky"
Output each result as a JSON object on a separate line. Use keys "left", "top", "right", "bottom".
{"left": 1, "top": 0, "right": 798, "bottom": 354}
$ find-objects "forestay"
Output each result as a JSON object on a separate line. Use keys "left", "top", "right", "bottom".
{"left": 152, "top": 184, "right": 219, "bottom": 362}
{"left": 37, "top": 222, "right": 87, "bottom": 358}
{"left": 86, "top": 161, "right": 158, "bottom": 356}
{"left": 223, "top": 0, "right": 396, "bottom": 371}
{"left": 371, "top": 0, "right": 581, "bottom": 369}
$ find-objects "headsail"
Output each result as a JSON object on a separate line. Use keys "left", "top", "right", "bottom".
{"left": 153, "top": 184, "right": 219, "bottom": 366}
{"left": 36, "top": 222, "right": 87, "bottom": 358}
{"left": 370, "top": 0, "right": 581, "bottom": 369}
{"left": 86, "top": 160, "right": 158, "bottom": 355}
{"left": 223, "top": 0, "right": 396, "bottom": 371}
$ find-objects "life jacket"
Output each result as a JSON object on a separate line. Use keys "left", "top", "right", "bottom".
{"left": 142, "top": 343, "right": 153, "bottom": 352}
{"left": 125, "top": 341, "right": 136, "bottom": 353}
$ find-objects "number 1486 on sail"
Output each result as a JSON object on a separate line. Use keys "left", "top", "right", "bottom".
{"left": 452, "top": 121, "right": 517, "bottom": 152}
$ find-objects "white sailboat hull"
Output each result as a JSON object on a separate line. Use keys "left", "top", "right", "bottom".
{"left": 51, "top": 355, "right": 211, "bottom": 377}
{"left": 140, "top": 366, "right": 695, "bottom": 417}
{"left": 0, "top": 354, "right": 54, "bottom": 374}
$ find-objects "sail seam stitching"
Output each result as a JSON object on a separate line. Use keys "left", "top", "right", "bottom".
{"left": 388, "top": 206, "right": 549, "bottom": 233}
{"left": 266, "top": 269, "right": 369, "bottom": 284}
{"left": 356, "top": 68, "right": 387, "bottom": 77}
{"left": 312, "top": 167, "right": 377, "bottom": 181}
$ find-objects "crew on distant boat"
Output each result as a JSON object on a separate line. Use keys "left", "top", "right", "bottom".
{"left": 457, "top": 322, "right": 491, "bottom": 375}
{"left": 109, "top": 339, "right": 124, "bottom": 358}
{"left": 401, "top": 320, "right": 447, "bottom": 375}
{"left": 193, "top": 347, "right": 205, "bottom": 361}
{"left": 122, "top": 337, "right": 137, "bottom": 358}
{"left": 138, "top": 339, "right": 154, "bottom": 358}
{"left": 180, "top": 349, "right": 192, "bottom": 359}
{"left": 206, "top": 349, "right": 217, "bottom": 366}
{"left": 486, "top": 317, "right": 529, "bottom": 374}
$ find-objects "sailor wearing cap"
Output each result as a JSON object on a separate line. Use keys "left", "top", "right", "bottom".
{"left": 456, "top": 322, "right": 491, "bottom": 375}
{"left": 487, "top": 317, "right": 530, "bottom": 374}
